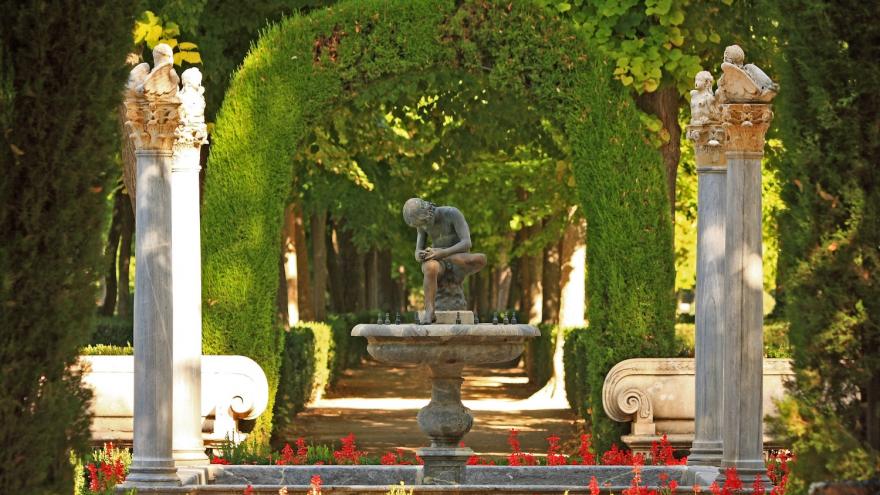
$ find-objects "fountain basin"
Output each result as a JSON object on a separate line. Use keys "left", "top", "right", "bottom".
{"left": 352, "top": 319, "right": 540, "bottom": 485}
{"left": 352, "top": 323, "right": 539, "bottom": 366}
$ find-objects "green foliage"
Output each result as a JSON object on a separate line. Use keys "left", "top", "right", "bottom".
{"left": 80, "top": 345, "right": 134, "bottom": 356}
{"left": 569, "top": 51, "right": 675, "bottom": 453}
{"left": 524, "top": 323, "right": 558, "bottom": 388}
{"left": 534, "top": 0, "right": 744, "bottom": 97}
{"left": 202, "top": 0, "right": 673, "bottom": 448}
{"left": 133, "top": 9, "right": 202, "bottom": 66}
{"left": 89, "top": 316, "right": 134, "bottom": 347}
{"left": 767, "top": 0, "right": 880, "bottom": 487}
{"left": 0, "top": 1, "right": 138, "bottom": 492}
{"left": 562, "top": 327, "right": 591, "bottom": 416}
{"left": 273, "top": 322, "right": 333, "bottom": 436}
{"left": 673, "top": 321, "right": 791, "bottom": 358}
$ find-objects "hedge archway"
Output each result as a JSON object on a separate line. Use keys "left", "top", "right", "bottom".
{"left": 203, "top": 0, "right": 675, "bottom": 447}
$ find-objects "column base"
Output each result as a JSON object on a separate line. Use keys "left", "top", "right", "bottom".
{"left": 123, "top": 459, "right": 181, "bottom": 486}
{"left": 688, "top": 440, "right": 723, "bottom": 466}
{"left": 417, "top": 447, "right": 473, "bottom": 485}
{"left": 719, "top": 459, "right": 770, "bottom": 484}
{"left": 173, "top": 448, "right": 210, "bottom": 467}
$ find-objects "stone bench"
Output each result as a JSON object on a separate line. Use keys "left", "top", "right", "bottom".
{"left": 78, "top": 355, "right": 268, "bottom": 447}
{"left": 602, "top": 358, "right": 793, "bottom": 453}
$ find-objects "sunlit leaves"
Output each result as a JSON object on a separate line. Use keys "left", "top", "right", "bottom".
{"left": 132, "top": 10, "right": 201, "bottom": 67}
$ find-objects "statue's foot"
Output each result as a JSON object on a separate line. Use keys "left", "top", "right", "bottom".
{"left": 421, "top": 310, "right": 437, "bottom": 325}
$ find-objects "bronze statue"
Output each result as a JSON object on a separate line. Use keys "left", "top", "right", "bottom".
{"left": 403, "top": 198, "right": 486, "bottom": 324}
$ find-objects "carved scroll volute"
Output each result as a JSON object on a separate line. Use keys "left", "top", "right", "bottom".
{"left": 123, "top": 44, "right": 181, "bottom": 152}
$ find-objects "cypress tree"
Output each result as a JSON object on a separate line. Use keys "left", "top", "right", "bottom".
{"left": 770, "top": 0, "right": 880, "bottom": 488}
{"left": 0, "top": 1, "right": 137, "bottom": 492}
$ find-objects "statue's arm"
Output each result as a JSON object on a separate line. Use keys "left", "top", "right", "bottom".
{"left": 414, "top": 229, "right": 427, "bottom": 262}
{"left": 433, "top": 208, "right": 472, "bottom": 259}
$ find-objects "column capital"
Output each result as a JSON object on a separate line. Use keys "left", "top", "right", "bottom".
{"left": 721, "top": 103, "right": 773, "bottom": 154}
{"left": 124, "top": 44, "right": 181, "bottom": 153}
{"left": 686, "top": 124, "right": 727, "bottom": 169}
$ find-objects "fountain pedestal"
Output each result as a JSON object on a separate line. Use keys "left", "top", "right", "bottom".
{"left": 352, "top": 313, "right": 539, "bottom": 485}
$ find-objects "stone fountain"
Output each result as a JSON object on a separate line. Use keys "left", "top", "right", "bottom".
{"left": 352, "top": 198, "right": 540, "bottom": 484}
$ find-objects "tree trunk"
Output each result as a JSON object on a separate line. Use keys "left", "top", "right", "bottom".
{"left": 636, "top": 85, "right": 682, "bottom": 219}
{"left": 495, "top": 250, "right": 513, "bottom": 312}
{"left": 352, "top": 250, "right": 366, "bottom": 312}
{"left": 365, "top": 248, "right": 379, "bottom": 311}
{"left": 293, "top": 204, "right": 314, "bottom": 321}
{"left": 378, "top": 249, "right": 393, "bottom": 312}
{"left": 100, "top": 189, "right": 124, "bottom": 316}
{"left": 559, "top": 212, "right": 587, "bottom": 327}
{"left": 478, "top": 268, "right": 491, "bottom": 320}
{"left": 395, "top": 264, "right": 408, "bottom": 313}
{"left": 281, "top": 203, "right": 299, "bottom": 326}
{"left": 524, "top": 225, "right": 544, "bottom": 324}
{"left": 311, "top": 209, "right": 328, "bottom": 321}
{"left": 327, "top": 220, "right": 345, "bottom": 312}
{"left": 116, "top": 192, "right": 134, "bottom": 319}
{"left": 542, "top": 237, "right": 562, "bottom": 325}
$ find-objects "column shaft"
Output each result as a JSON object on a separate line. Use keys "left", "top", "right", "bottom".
{"left": 171, "top": 146, "right": 208, "bottom": 465}
{"left": 127, "top": 149, "right": 179, "bottom": 485}
{"left": 689, "top": 126, "right": 726, "bottom": 467}
{"left": 720, "top": 102, "right": 773, "bottom": 482}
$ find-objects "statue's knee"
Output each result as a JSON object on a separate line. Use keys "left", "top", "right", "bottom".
{"left": 473, "top": 253, "right": 487, "bottom": 269}
{"left": 422, "top": 260, "right": 440, "bottom": 277}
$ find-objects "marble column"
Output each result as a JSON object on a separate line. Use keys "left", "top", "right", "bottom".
{"left": 121, "top": 44, "right": 181, "bottom": 486}
{"left": 687, "top": 123, "right": 727, "bottom": 467}
{"left": 171, "top": 68, "right": 209, "bottom": 466}
{"left": 720, "top": 102, "right": 774, "bottom": 482}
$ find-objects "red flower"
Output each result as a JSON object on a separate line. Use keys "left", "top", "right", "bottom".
{"left": 723, "top": 467, "right": 744, "bottom": 493}
{"left": 380, "top": 451, "right": 398, "bottom": 465}
{"left": 669, "top": 480, "right": 679, "bottom": 492}
{"left": 277, "top": 443, "right": 295, "bottom": 465}
{"left": 589, "top": 476, "right": 600, "bottom": 495}
{"left": 650, "top": 434, "right": 686, "bottom": 466}
{"left": 243, "top": 485, "right": 254, "bottom": 495}
{"left": 752, "top": 475, "right": 765, "bottom": 495}
{"left": 709, "top": 481, "right": 722, "bottom": 495}
{"left": 578, "top": 434, "right": 596, "bottom": 465}
{"left": 87, "top": 463, "right": 99, "bottom": 492}
{"left": 332, "top": 433, "right": 364, "bottom": 465}
{"left": 211, "top": 455, "right": 231, "bottom": 465}
{"left": 546, "top": 434, "right": 568, "bottom": 466}
{"left": 310, "top": 474, "right": 323, "bottom": 495}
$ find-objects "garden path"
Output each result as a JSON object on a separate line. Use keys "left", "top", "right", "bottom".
{"left": 277, "top": 359, "right": 583, "bottom": 457}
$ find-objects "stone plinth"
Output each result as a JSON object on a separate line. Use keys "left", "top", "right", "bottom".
{"left": 418, "top": 310, "right": 475, "bottom": 325}
{"left": 352, "top": 322, "right": 539, "bottom": 484}
{"left": 602, "top": 358, "right": 793, "bottom": 454}
{"left": 80, "top": 355, "right": 268, "bottom": 446}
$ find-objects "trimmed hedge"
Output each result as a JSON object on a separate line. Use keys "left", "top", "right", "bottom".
{"left": 272, "top": 313, "right": 373, "bottom": 440}
{"left": 562, "top": 327, "right": 591, "bottom": 416}
{"left": 89, "top": 316, "right": 134, "bottom": 347}
{"left": 202, "top": 0, "right": 672, "bottom": 445}
{"left": 0, "top": 1, "right": 138, "bottom": 491}
{"left": 524, "top": 323, "right": 558, "bottom": 389}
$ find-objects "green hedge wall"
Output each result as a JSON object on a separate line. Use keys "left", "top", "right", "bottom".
{"left": 767, "top": 0, "right": 880, "bottom": 488}
{"left": 202, "top": 0, "right": 673, "bottom": 445}
{"left": 524, "top": 323, "right": 558, "bottom": 389}
{"left": 0, "top": 1, "right": 138, "bottom": 491}
{"left": 272, "top": 314, "right": 372, "bottom": 441}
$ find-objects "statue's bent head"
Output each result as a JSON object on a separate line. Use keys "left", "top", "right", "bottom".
{"left": 403, "top": 198, "right": 436, "bottom": 228}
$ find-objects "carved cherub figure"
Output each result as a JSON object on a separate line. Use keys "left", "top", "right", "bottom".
{"left": 689, "top": 71, "right": 721, "bottom": 125}
{"left": 716, "top": 44, "right": 778, "bottom": 103}
{"left": 178, "top": 68, "right": 205, "bottom": 125}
